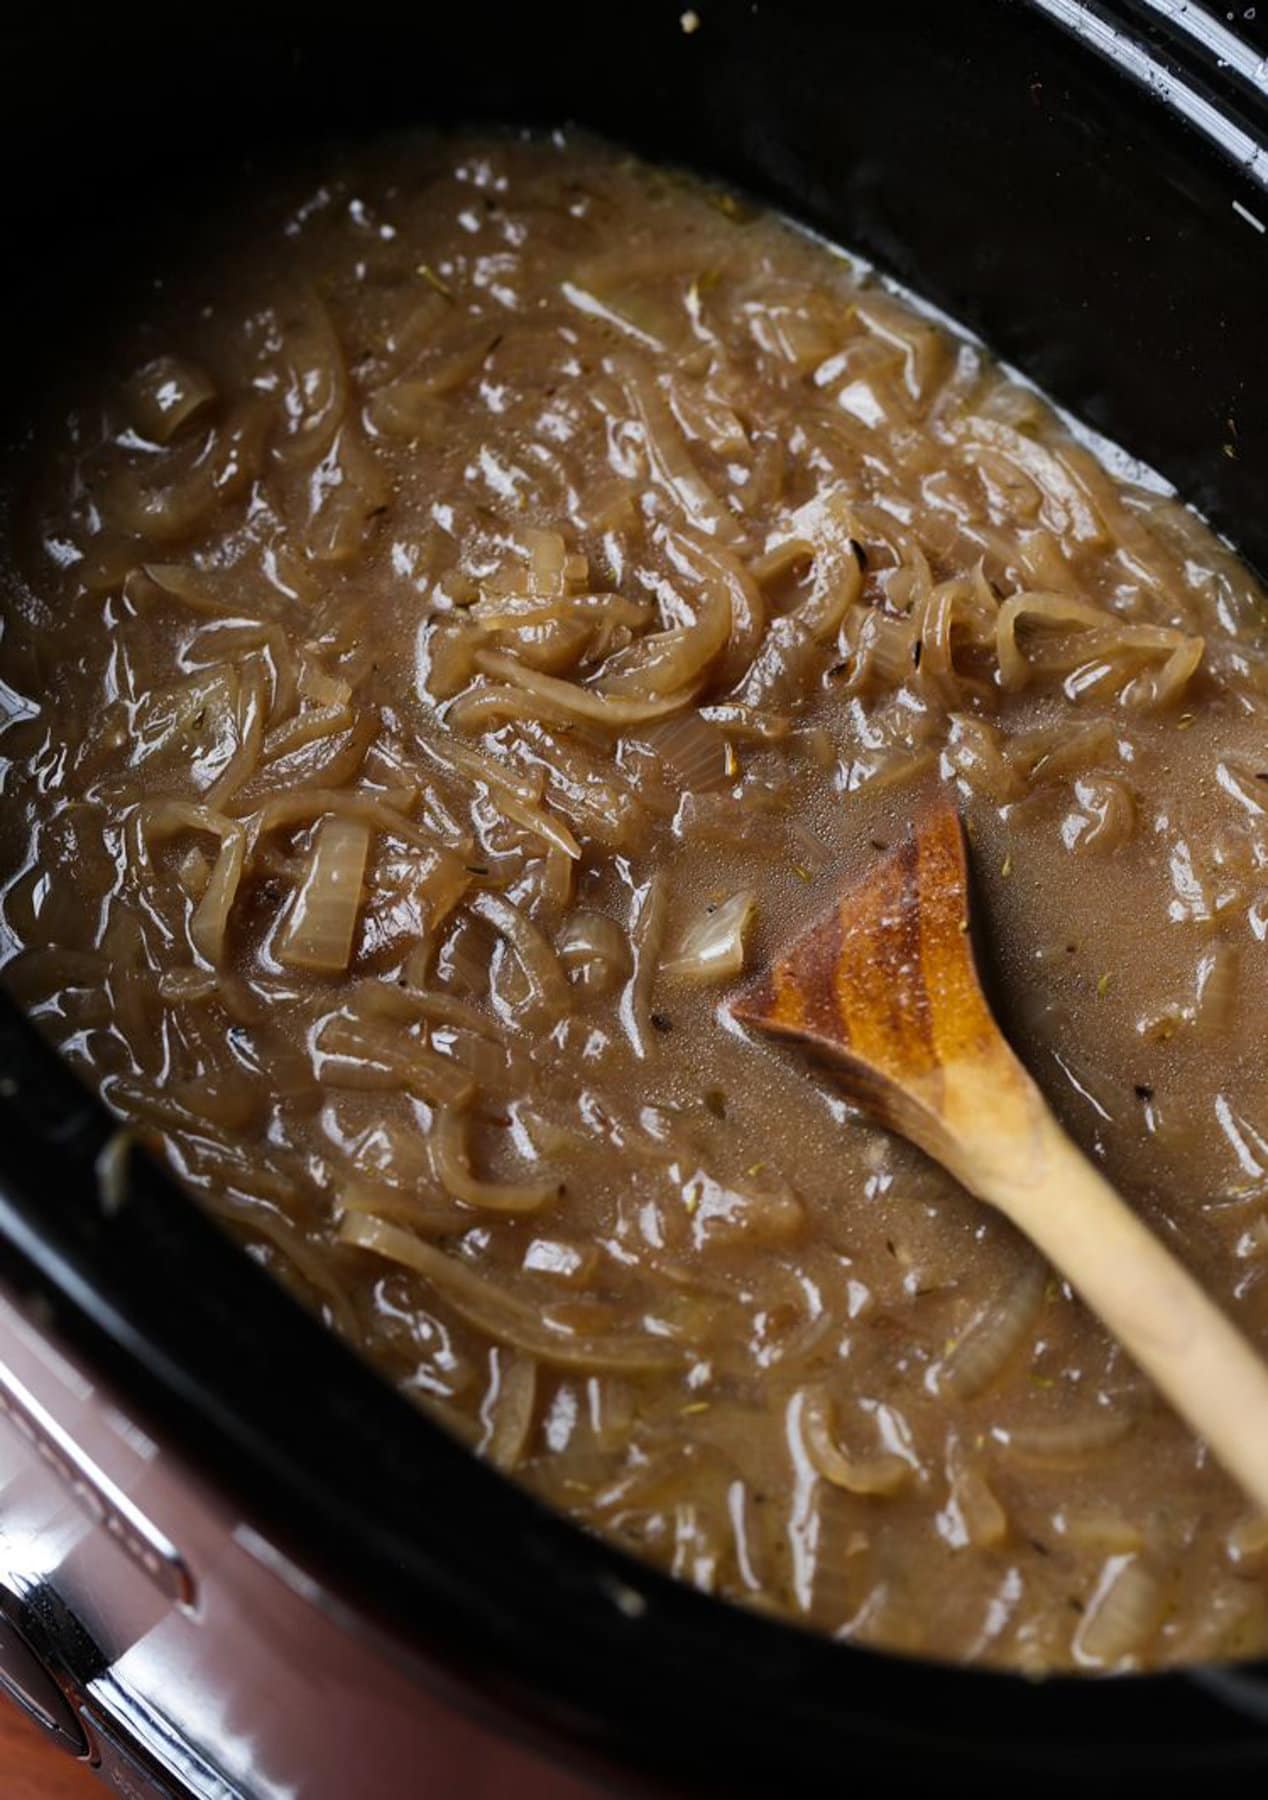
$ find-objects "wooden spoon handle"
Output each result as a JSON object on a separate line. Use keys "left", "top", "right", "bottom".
{"left": 962, "top": 1109, "right": 1268, "bottom": 1515}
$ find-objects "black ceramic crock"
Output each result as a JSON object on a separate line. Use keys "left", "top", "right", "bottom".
{"left": 1, "top": 2, "right": 1267, "bottom": 1790}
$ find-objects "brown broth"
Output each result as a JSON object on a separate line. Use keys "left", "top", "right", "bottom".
{"left": 2, "top": 131, "right": 1268, "bottom": 1671}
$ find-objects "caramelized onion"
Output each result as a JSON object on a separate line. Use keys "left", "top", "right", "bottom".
{"left": 1004, "top": 1407, "right": 1137, "bottom": 1466}
{"left": 795, "top": 1388, "right": 911, "bottom": 1497}
{"left": 471, "top": 891, "right": 571, "bottom": 1029}
{"left": 483, "top": 1353, "right": 539, "bottom": 1471}
{"left": 557, "top": 911, "right": 631, "bottom": 993}
{"left": 277, "top": 816, "right": 371, "bottom": 972}
{"left": 1072, "top": 1556, "right": 1164, "bottom": 1670}
{"left": 944, "top": 1437, "right": 1008, "bottom": 1549}
{"left": 935, "top": 1257, "right": 1046, "bottom": 1398}
{"left": 123, "top": 563, "right": 246, "bottom": 620}
{"left": 9, "top": 128, "right": 1268, "bottom": 1677}
{"left": 782, "top": 488, "right": 864, "bottom": 641}
{"left": 429, "top": 1107, "right": 560, "bottom": 1213}
{"left": 620, "top": 871, "right": 668, "bottom": 1059}
{"left": 249, "top": 789, "right": 440, "bottom": 852}
{"left": 272, "top": 291, "right": 348, "bottom": 466}
{"left": 126, "top": 356, "right": 217, "bottom": 444}
{"left": 660, "top": 526, "right": 766, "bottom": 690}
{"left": 636, "top": 711, "right": 727, "bottom": 790}
{"left": 616, "top": 355, "right": 741, "bottom": 542}
{"left": 313, "top": 1011, "right": 475, "bottom": 1107}
{"left": 430, "top": 734, "right": 581, "bottom": 860}
{"left": 594, "top": 558, "right": 730, "bottom": 698}
{"left": 475, "top": 647, "right": 699, "bottom": 726}
{"left": 996, "top": 590, "right": 1203, "bottom": 705}
{"left": 138, "top": 801, "right": 246, "bottom": 966}
{"left": 340, "top": 1214, "right": 682, "bottom": 1372}
{"left": 105, "top": 399, "right": 269, "bottom": 542}
{"left": 663, "top": 890, "right": 756, "bottom": 983}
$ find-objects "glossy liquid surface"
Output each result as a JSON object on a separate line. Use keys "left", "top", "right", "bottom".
{"left": 3, "top": 133, "right": 1268, "bottom": 1670}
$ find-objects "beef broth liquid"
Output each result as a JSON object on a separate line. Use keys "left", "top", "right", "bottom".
{"left": 3, "top": 133, "right": 1268, "bottom": 1670}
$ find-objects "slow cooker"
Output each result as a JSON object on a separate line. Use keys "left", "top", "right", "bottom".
{"left": 2, "top": 3, "right": 1267, "bottom": 1793}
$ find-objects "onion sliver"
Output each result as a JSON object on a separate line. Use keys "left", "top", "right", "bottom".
{"left": 429, "top": 734, "right": 581, "bottom": 860}
{"left": 557, "top": 911, "right": 631, "bottom": 993}
{"left": 795, "top": 1387, "right": 911, "bottom": 1496}
{"left": 470, "top": 891, "right": 571, "bottom": 1028}
{"left": 483, "top": 1352, "right": 539, "bottom": 1471}
{"left": 620, "top": 871, "right": 668, "bottom": 1059}
{"left": 126, "top": 355, "right": 217, "bottom": 444}
{"left": 663, "top": 890, "right": 756, "bottom": 983}
{"left": 339, "top": 1213, "right": 683, "bottom": 1372}
{"left": 314, "top": 1011, "right": 474, "bottom": 1107}
{"left": 1002, "top": 1407, "right": 1137, "bottom": 1466}
{"left": 936, "top": 1257, "right": 1046, "bottom": 1398}
{"left": 616, "top": 355, "right": 741, "bottom": 543}
{"left": 1072, "top": 1555, "right": 1164, "bottom": 1670}
{"left": 475, "top": 648, "right": 699, "bottom": 726}
{"left": 138, "top": 800, "right": 246, "bottom": 967}
{"left": 430, "top": 1106, "right": 560, "bottom": 1213}
{"left": 277, "top": 815, "right": 371, "bottom": 973}
{"left": 246, "top": 787, "right": 441, "bottom": 851}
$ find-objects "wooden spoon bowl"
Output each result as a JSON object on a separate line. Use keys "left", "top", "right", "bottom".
{"left": 733, "top": 803, "right": 1268, "bottom": 1513}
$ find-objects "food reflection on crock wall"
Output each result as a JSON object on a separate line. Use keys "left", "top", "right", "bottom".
{"left": 2, "top": 131, "right": 1267, "bottom": 1674}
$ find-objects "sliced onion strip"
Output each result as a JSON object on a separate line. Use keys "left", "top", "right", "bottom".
{"left": 475, "top": 648, "right": 699, "bottom": 726}
{"left": 430, "top": 1106, "right": 560, "bottom": 1213}
{"left": 339, "top": 1213, "right": 682, "bottom": 1372}
{"left": 277, "top": 815, "right": 371, "bottom": 973}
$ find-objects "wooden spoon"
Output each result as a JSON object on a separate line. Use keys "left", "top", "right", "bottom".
{"left": 732, "top": 802, "right": 1268, "bottom": 1513}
